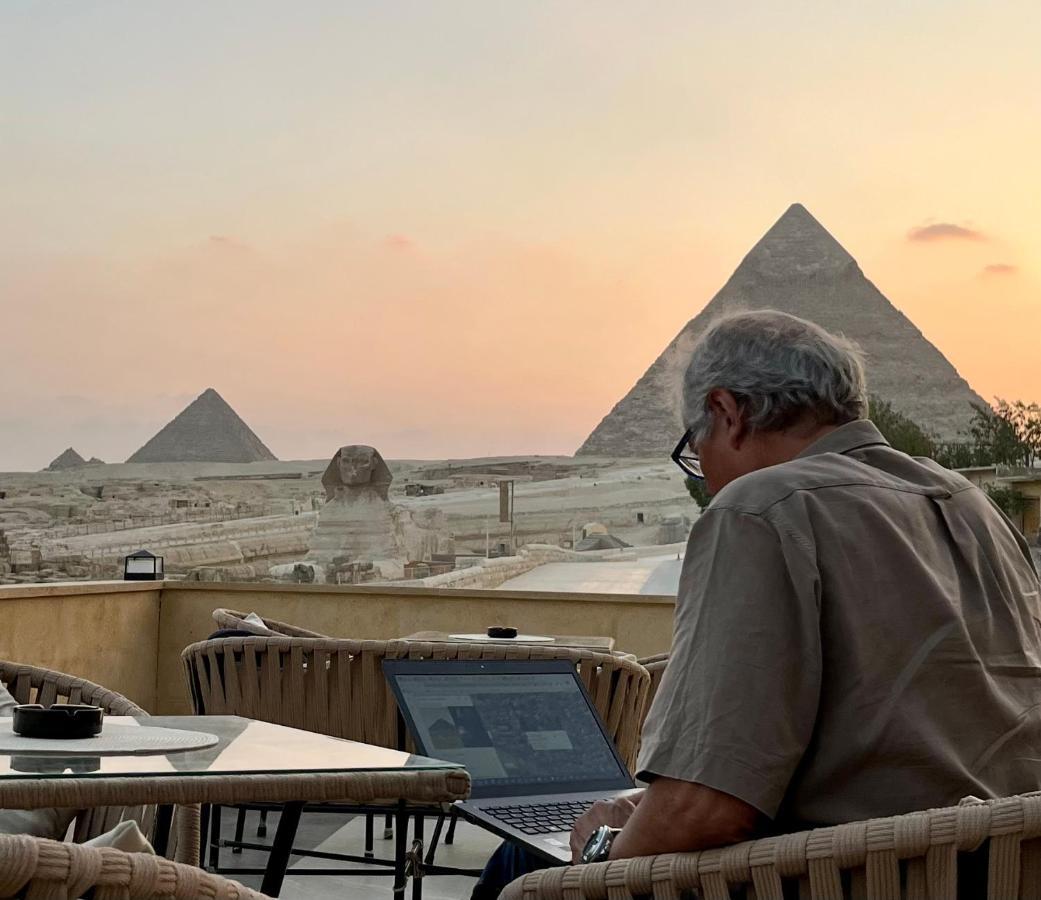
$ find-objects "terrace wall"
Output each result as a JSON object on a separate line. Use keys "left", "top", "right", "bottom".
{"left": 0, "top": 581, "right": 163, "bottom": 711}
{"left": 1, "top": 581, "right": 677, "bottom": 716}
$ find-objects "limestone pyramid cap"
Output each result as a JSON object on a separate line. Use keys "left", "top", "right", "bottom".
{"left": 737, "top": 203, "right": 855, "bottom": 279}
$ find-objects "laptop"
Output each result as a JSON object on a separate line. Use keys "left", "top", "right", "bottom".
{"left": 383, "top": 658, "right": 638, "bottom": 864}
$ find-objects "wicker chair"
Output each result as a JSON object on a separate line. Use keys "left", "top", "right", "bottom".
{"left": 636, "top": 653, "right": 669, "bottom": 713}
{"left": 0, "top": 832, "right": 268, "bottom": 899}
{"left": 1, "top": 659, "right": 149, "bottom": 844}
{"left": 182, "top": 636, "right": 650, "bottom": 769}
{"left": 0, "top": 659, "right": 198, "bottom": 861}
{"left": 211, "top": 608, "right": 328, "bottom": 639}
{"left": 501, "top": 792, "right": 1041, "bottom": 899}
{"left": 183, "top": 636, "right": 650, "bottom": 878}
{"left": 634, "top": 653, "right": 669, "bottom": 757}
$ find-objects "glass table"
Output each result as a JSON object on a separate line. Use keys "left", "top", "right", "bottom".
{"left": 0, "top": 715, "right": 469, "bottom": 896}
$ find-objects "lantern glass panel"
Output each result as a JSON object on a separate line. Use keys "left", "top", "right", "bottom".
{"left": 125, "top": 557, "right": 156, "bottom": 576}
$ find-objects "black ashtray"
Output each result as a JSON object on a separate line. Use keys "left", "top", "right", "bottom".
{"left": 487, "top": 625, "right": 518, "bottom": 639}
{"left": 12, "top": 704, "right": 104, "bottom": 739}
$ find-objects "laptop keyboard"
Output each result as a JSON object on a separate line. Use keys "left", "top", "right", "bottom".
{"left": 485, "top": 799, "right": 601, "bottom": 835}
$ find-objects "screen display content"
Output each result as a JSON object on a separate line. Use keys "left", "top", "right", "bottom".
{"left": 395, "top": 672, "right": 626, "bottom": 790}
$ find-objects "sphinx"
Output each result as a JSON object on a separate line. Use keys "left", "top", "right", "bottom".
{"left": 308, "top": 445, "right": 404, "bottom": 577}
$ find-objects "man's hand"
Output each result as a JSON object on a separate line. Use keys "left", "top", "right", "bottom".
{"left": 569, "top": 792, "right": 644, "bottom": 863}
{"left": 570, "top": 779, "right": 760, "bottom": 865}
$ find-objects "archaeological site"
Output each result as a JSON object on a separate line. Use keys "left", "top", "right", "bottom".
{"left": 0, "top": 205, "right": 996, "bottom": 592}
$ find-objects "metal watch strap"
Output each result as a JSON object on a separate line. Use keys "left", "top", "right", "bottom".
{"left": 582, "top": 824, "right": 621, "bottom": 864}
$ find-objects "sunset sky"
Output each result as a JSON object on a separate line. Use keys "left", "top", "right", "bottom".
{"left": 2, "top": 2, "right": 1039, "bottom": 471}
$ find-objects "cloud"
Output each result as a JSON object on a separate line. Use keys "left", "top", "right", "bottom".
{"left": 907, "top": 223, "right": 985, "bottom": 243}
{"left": 982, "top": 262, "right": 1018, "bottom": 276}
{"left": 384, "top": 234, "right": 416, "bottom": 253}
{"left": 206, "top": 235, "right": 251, "bottom": 252}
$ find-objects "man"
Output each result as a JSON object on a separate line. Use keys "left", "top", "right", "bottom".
{"left": 474, "top": 309, "right": 1041, "bottom": 895}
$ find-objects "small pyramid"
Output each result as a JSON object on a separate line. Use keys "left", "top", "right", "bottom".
{"left": 45, "top": 448, "right": 87, "bottom": 471}
{"left": 126, "top": 389, "right": 277, "bottom": 463}
{"left": 577, "top": 204, "right": 987, "bottom": 456}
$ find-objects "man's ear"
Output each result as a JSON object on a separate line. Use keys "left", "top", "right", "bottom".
{"left": 708, "top": 389, "right": 747, "bottom": 449}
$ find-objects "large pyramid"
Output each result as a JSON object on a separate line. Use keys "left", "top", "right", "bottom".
{"left": 577, "top": 204, "right": 986, "bottom": 457}
{"left": 127, "top": 388, "right": 277, "bottom": 463}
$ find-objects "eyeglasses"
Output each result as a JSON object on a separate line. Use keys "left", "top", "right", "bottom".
{"left": 671, "top": 427, "right": 703, "bottom": 480}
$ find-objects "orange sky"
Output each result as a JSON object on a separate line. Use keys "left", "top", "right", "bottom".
{"left": 1, "top": 3, "right": 1039, "bottom": 470}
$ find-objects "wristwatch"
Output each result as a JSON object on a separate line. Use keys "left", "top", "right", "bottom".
{"left": 580, "top": 825, "right": 622, "bottom": 864}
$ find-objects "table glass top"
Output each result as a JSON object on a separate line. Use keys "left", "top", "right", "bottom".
{"left": 0, "top": 716, "right": 462, "bottom": 780}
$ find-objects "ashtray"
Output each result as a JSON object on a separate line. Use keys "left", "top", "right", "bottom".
{"left": 12, "top": 704, "right": 104, "bottom": 740}
{"left": 486, "top": 625, "right": 518, "bottom": 639}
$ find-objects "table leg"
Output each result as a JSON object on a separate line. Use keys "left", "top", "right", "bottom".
{"left": 152, "top": 804, "right": 173, "bottom": 858}
{"left": 260, "top": 803, "right": 304, "bottom": 898}
{"left": 233, "top": 807, "right": 246, "bottom": 854}
{"left": 209, "top": 805, "right": 223, "bottom": 869}
{"left": 412, "top": 813, "right": 425, "bottom": 900}
{"left": 425, "top": 813, "right": 445, "bottom": 865}
{"left": 198, "top": 804, "right": 211, "bottom": 868}
{"left": 393, "top": 802, "right": 408, "bottom": 899}
{"left": 365, "top": 812, "right": 375, "bottom": 859}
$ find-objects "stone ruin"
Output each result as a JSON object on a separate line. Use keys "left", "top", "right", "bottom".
{"left": 279, "top": 444, "right": 452, "bottom": 583}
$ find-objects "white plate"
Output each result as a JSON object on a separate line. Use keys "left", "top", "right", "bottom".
{"left": 448, "top": 633, "right": 554, "bottom": 643}
{"left": 0, "top": 721, "right": 219, "bottom": 756}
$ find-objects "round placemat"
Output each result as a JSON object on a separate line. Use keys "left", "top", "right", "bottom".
{"left": 0, "top": 721, "right": 219, "bottom": 756}
{"left": 449, "top": 633, "right": 554, "bottom": 643}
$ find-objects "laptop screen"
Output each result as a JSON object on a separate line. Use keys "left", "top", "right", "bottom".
{"left": 384, "top": 660, "right": 634, "bottom": 798}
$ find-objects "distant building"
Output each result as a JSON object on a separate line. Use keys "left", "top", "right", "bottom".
{"left": 956, "top": 466, "right": 1041, "bottom": 538}
{"left": 405, "top": 483, "right": 445, "bottom": 497}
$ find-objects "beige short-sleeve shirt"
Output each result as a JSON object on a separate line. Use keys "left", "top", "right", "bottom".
{"left": 637, "top": 420, "right": 1041, "bottom": 829}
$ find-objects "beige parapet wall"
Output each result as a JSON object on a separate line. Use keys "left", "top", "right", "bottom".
{"left": 1, "top": 581, "right": 677, "bottom": 716}
{"left": 0, "top": 581, "right": 163, "bottom": 712}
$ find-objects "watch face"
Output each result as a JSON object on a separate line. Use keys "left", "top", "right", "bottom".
{"left": 581, "top": 825, "right": 611, "bottom": 864}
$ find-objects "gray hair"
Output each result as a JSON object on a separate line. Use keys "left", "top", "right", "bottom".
{"left": 681, "top": 310, "right": 867, "bottom": 442}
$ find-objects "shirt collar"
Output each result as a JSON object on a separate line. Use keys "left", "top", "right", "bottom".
{"left": 795, "top": 419, "right": 890, "bottom": 460}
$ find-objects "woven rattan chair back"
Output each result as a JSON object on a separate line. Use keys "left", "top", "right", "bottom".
{"left": 636, "top": 652, "right": 669, "bottom": 713}
{"left": 0, "top": 659, "right": 162, "bottom": 846}
{"left": 634, "top": 652, "right": 670, "bottom": 757}
{"left": 182, "top": 637, "right": 651, "bottom": 769}
{"left": 0, "top": 660, "right": 145, "bottom": 715}
{"left": 211, "top": 607, "right": 329, "bottom": 638}
{"left": 501, "top": 792, "right": 1041, "bottom": 900}
{"left": 0, "top": 832, "right": 268, "bottom": 899}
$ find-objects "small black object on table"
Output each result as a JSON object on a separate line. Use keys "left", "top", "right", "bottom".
{"left": 486, "top": 626, "right": 518, "bottom": 639}
{"left": 12, "top": 704, "right": 104, "bottom": 740}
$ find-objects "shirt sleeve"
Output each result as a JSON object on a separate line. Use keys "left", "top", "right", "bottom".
{"left": 636, "top": 506, "right": 821, "bottom": 819}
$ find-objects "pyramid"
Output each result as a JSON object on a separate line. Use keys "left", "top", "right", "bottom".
{"left": 126, "top": 388, "right": 277, "bottom": 463}
{"left": 45, "top": 448, "right": 87, "bottom": 471}
{"left": 576, "top": 204, "right": 987, "bottom": 457}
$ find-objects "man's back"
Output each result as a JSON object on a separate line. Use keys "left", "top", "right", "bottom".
{"left": 638, "top": 420, "right": 1041, "bottom": 831}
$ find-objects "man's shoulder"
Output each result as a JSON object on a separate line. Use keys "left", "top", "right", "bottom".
{"left": 707, "top": 449, "right": 972, "bottom": 517}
